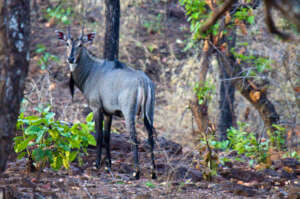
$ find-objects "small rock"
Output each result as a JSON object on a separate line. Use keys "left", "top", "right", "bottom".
{"left": 171, "top": 166, "right": 203, "bottom": 182}
{"left": 167, "top": 4, "right": 186, "bottom": 19}
{"left": 155, "top": 137, "right": 182, "bottom": 156}
{"left": 222, "top": 182, "right": 258, "bottom": 197}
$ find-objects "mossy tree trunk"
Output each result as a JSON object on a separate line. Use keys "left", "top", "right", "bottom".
{"left": 0, "top": 0, "right": 30, "bottom": 172}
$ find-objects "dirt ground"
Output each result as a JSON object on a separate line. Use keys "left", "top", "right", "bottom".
{"left": 0, "top": 0, "right": 299, "bottom": 198}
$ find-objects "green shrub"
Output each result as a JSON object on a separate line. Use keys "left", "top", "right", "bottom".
{"left": 269, "top": 124, "right": 286, "bottom": 150}
{"left": 226, "top": 122, "right": 269, "bottom": 164}
{"left": 193, "top": 79, "right": 215, "bottom": 105}
{"left": 14, "top": 106, "right": 96, "bottom": 171}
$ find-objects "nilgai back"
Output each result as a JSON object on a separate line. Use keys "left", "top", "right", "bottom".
{"left": 56, "top": 28, "right": 156, "bottom": 179}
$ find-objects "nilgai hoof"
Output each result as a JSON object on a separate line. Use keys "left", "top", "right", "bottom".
{"left": 95, "top": 160, "right": 102, "bottom": 169}
{"left": 132, "top": 171, "right": 140, "bottom": 180}
{"left": 152, "top": 172, "right": 157, "bottom": 179}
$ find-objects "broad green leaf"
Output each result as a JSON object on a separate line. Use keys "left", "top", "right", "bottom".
{"left": 86, "top": 112, "right": 94, "bottom": 123}
{"left": 49, "top": 129, "right": 59, "bottom": 140}
{"left": 247, "top": 16, "right": 255, "bottom": 24}
{"left": 71, "top": 123, "right": 80, "bottom": 134}
{"left": 86, "top": 133, "right": 96, "bottom": 146}
{"left": 70, "top": 136, "right": 81, "bottom": 149}
{"left": 45, "top": 112, "right": 55, "bottom": 120}
{"left": 70, "top": 151, "right": 78, "bottom": 162}
{"left": 80, "top": 123, "right": 89, "bottom": 134}
{"left": 43, "top": 106, "right": 51, "bottom": 113}
{"left": 25, "top": 115, "right": 41, "bottom": 122}
{"left": 15, "top": 135, "right": 35, "bottom": 153}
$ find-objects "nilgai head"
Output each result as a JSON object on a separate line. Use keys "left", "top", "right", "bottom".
{"left": 55, "top": 27, "right": 95, "bottom": 71}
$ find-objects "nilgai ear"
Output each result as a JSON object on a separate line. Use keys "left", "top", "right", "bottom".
{"left": 82, "top": 32, "right": 96, "bottom": 43}
{"left": 55, "top": 30, "right": 66, "bottom": 41}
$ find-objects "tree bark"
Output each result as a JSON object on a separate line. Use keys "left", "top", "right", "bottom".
{"left": 216, "top": 53, "right": 236, "bottom": 141}
{"left": 190, "top": 43, "right": 213, "bottom": 135}
{"left": 215, "top": 22, "right": 237, "bottom": 141}
{"left": 235, "top": 80, "right": 279, "bottom": 131}
{"left": 103, "top": 0, "right": 120, "bottom": 61}
{"left": 0, "top": 0, "right": 30, "bottom": 172}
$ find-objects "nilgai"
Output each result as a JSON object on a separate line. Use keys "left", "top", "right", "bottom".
{"left": 55, "top": 28, "right": 156, "bottom": 179}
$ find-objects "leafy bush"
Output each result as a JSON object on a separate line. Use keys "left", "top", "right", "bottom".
{"left": 14, "top": 106, "right": 96, "bottom": 171}
{"left": 226, "top": 122, "right": 269, "bottom": 164}
{"left": 269, "top": 124, "right": 286, "bottom": 150}
{"left": 209, "top": 122, "right": 269, "bottom": 165}
{"left": 194, "top": 79, "right": 215, "bottom": 105}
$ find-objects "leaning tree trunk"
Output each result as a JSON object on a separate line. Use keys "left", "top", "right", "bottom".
{"left": 103, "top": 0, "right": 120, "bottom": 60}
{"left": 190, "top": 41, "right": 213, "bottom": 135}
{"left": 0, "top": 0, "right": 30, "bottom": 172}
{"left": 235, "top": 79, "right": 279, "bottom": 131}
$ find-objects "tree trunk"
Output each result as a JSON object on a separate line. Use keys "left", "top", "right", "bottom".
{"left": 190, "top": 42, "right": 213, "bottom": 135}
{"left": 235, "top": 79, "right": 279, "bottom": 131}
{"left": 215, "top": 21, "right": 237, "bottom": 140}
{"left": 216, "top": 53, "right": 236, "bottom": 141}
{"left": 103, "top": 0, "right": 120, "bottom": 61}
{"left": 0, "top": 0, "right": 30, "bottom": 172}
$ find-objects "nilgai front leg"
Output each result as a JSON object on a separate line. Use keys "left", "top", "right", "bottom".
{"left": 95, "top": 110, "right": 104, "bottom": 168}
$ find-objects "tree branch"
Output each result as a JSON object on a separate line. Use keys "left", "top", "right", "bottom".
{"left": 199, "top": 0, "right": 237, "bottom": 33}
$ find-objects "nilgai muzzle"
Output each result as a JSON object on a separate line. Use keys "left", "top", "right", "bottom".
{"left": 55, "top": 28, "right": 156, "bottom": 179}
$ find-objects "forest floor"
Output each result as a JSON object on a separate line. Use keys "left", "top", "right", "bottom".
{"left": 0, "top": 0, "right": 300, "bottom": 198}
{"left": 1, "top": 133, "right": 300, "bottom": 198}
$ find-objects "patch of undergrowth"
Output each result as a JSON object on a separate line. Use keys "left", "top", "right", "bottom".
{"left": 220, "top": 122, "right": 269, "bottom": 165}
{"left": 196, "top": 122, "right": 299, "bottom": 177}
{"left": 14, "top": 105, "right": 96, "bottom": 171}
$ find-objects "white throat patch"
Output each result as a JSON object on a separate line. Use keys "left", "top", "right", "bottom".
{"left": 69, "top": 63, "right": 77, "bottom": 72}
